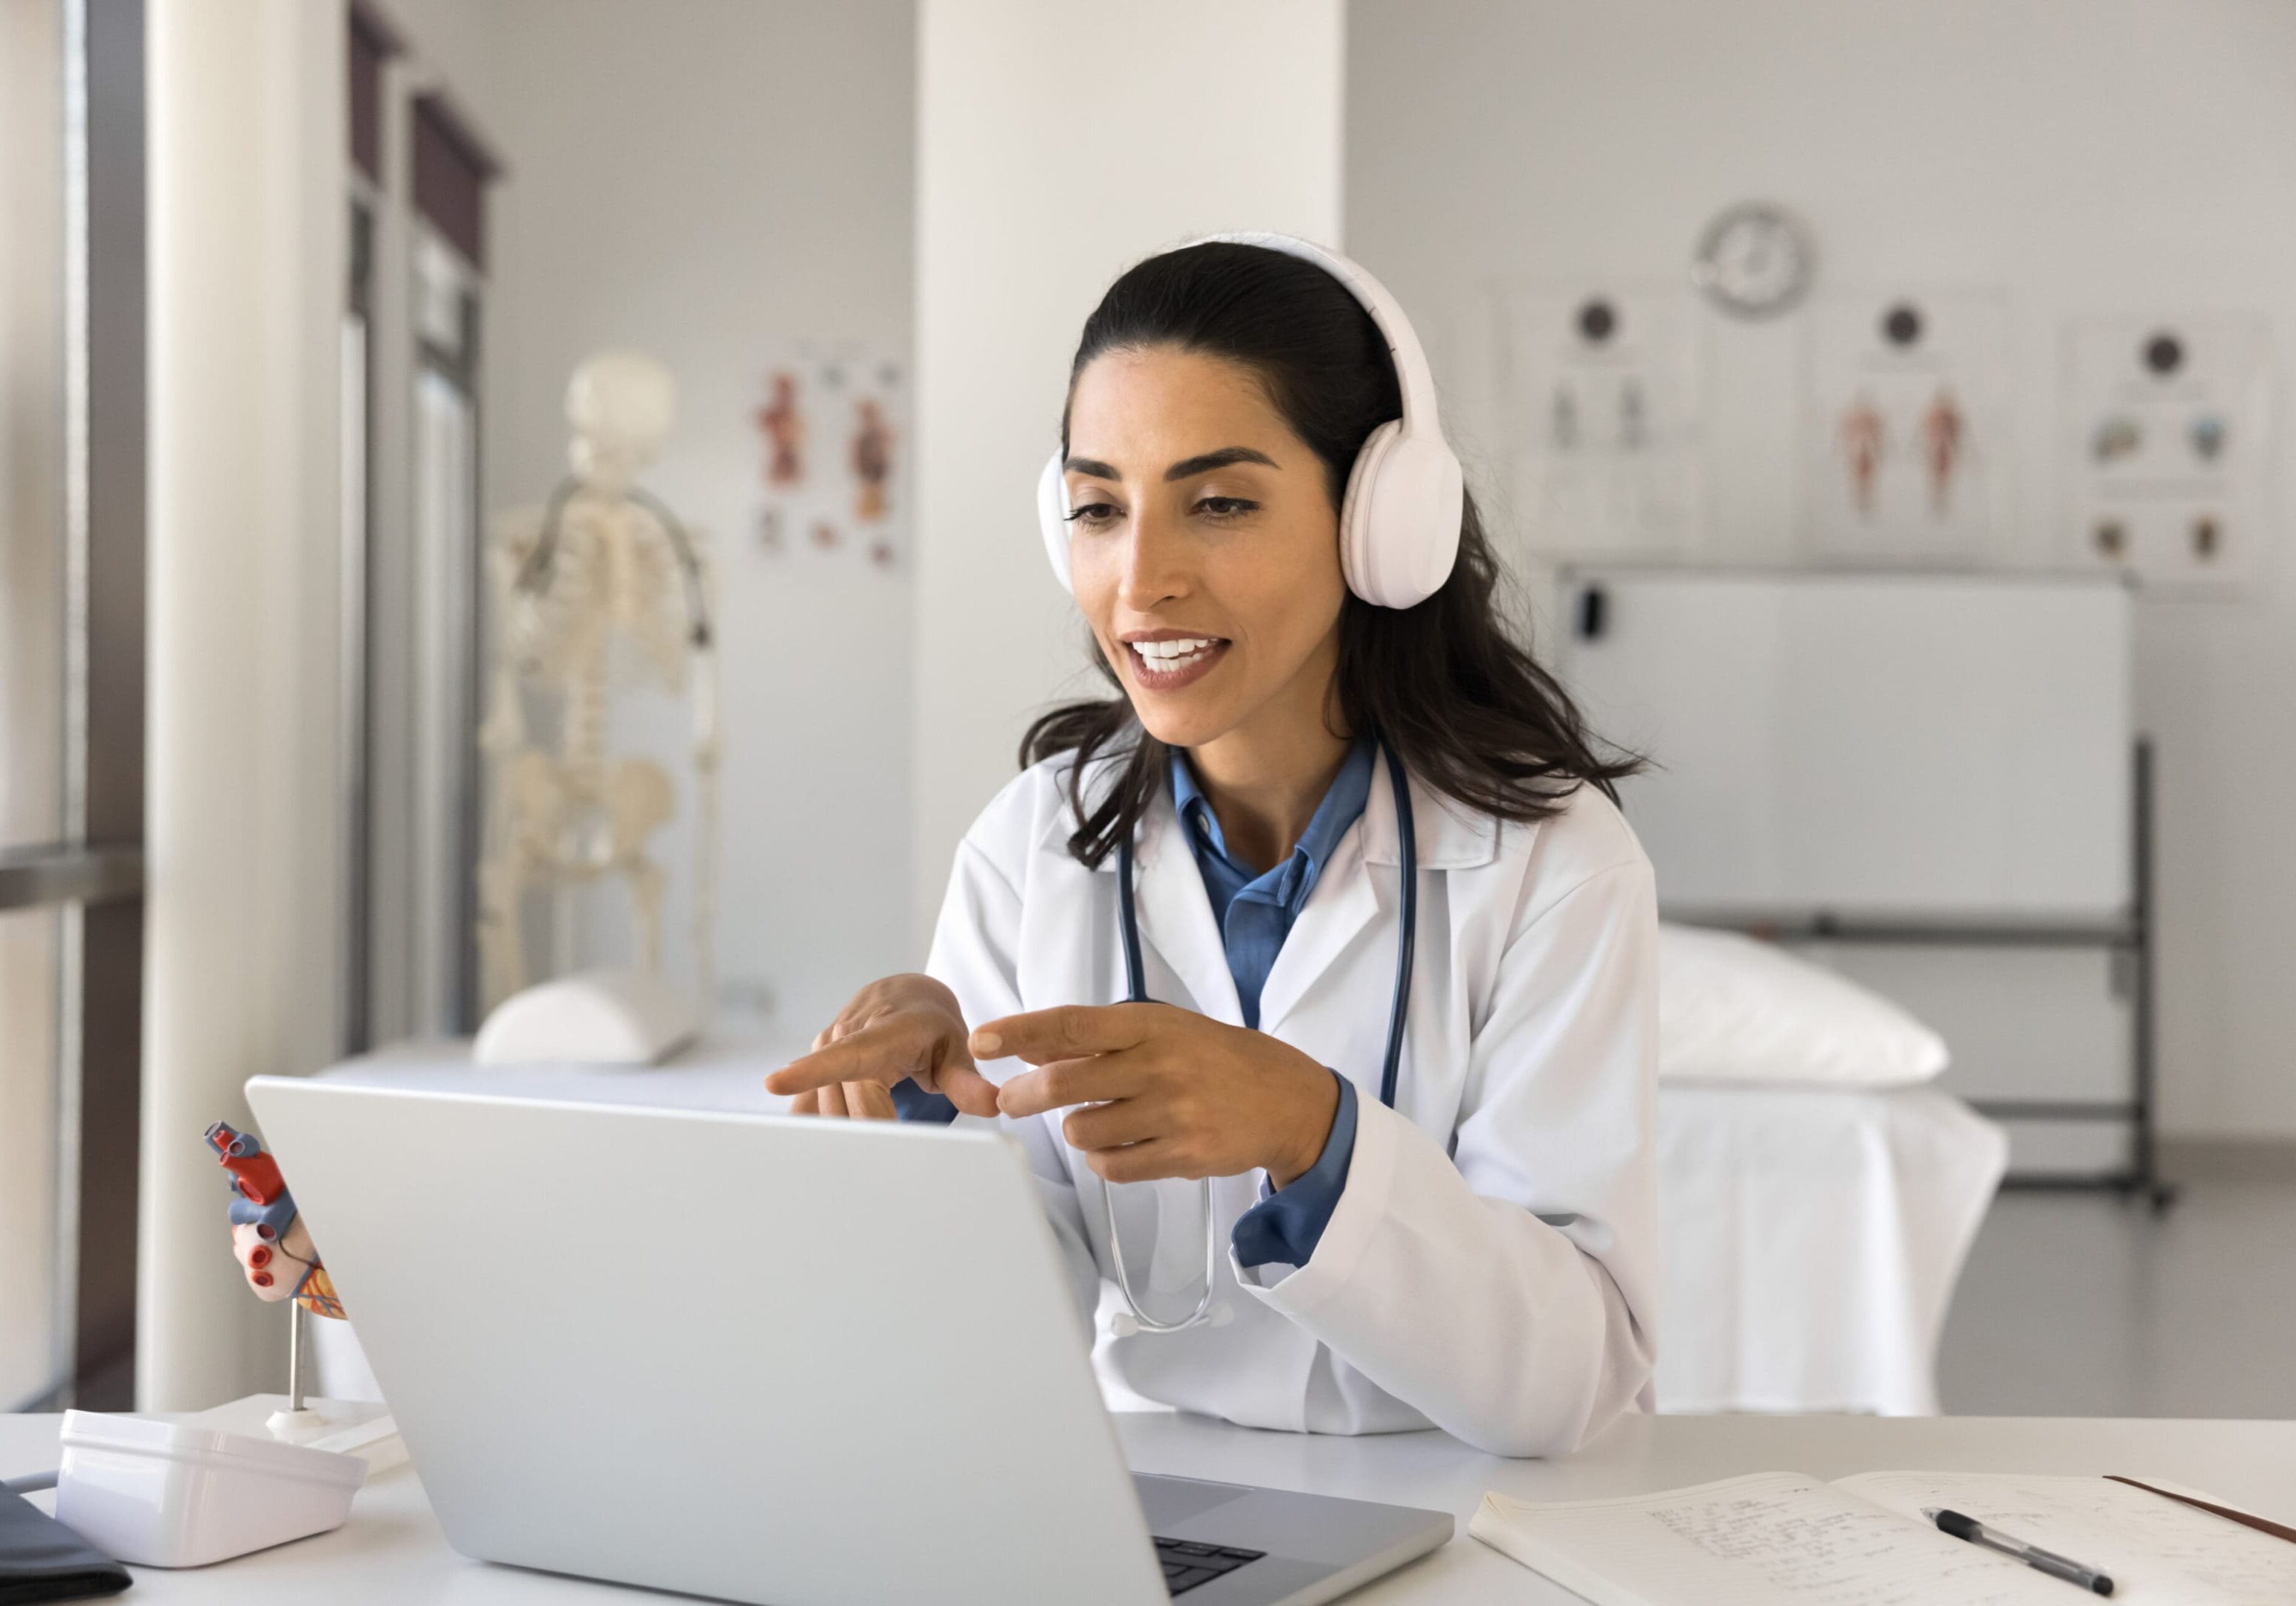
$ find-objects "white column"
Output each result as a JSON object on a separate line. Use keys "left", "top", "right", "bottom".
{"left": 141, "top": 0, "right": 346, "bottom": 1410}
{"left": 909, "top": 0, "right": 1345, "bottom": 941}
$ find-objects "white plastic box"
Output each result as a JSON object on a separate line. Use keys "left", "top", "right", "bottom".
{"left": 54, "top": 1410, "right": 367, "bottom": 1567}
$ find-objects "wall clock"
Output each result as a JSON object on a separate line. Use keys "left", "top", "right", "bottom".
{"left": 1691, "top": 201, "right": 1815, "bottom": 320}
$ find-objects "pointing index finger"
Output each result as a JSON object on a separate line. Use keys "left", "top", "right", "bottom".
{"left": 766, "top": 1016, "right": 925, "bottom": 1096}
{"left": 970, "top": 1003, "right": 1154, "bottom": 1065}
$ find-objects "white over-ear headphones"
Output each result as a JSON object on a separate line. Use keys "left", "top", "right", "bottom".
{"left": 1037, "top": 232, "right": 1465, "bottom": 610}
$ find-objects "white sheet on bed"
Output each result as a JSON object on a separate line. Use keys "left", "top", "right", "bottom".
{"left": 304, "top": 1038, "right": 2007, "bottom": 1420}
{"left": 1655, "top": 1082, "right": 2008, "bottom": 1416}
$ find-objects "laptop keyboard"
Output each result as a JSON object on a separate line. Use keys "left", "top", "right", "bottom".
{"left": 1155, "top": 1535, "right": 1266, "bottom": 1595}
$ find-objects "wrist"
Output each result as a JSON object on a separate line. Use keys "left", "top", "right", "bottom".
{"left": 1267, "top": 1057, "right": 1340, "bottom": 1190}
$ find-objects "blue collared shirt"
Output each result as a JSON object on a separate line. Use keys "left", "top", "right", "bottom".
{"left": 1173, "top": 741, "right": 1370, "bottom": 1270}
{"left": 895, "top": 741, "right": 1374, "bottom": 1270}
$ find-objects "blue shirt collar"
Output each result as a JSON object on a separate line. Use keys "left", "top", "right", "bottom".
{"left": 1171, "top": 738, "right": 1377, "bottom": 883}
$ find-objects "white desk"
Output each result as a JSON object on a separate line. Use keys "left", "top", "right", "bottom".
{"left": 6, "top": 1410, "right": 2290, "bottom": 1603}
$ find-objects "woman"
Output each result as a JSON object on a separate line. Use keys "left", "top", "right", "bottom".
{"left": 767, "top": 236, "right": 1659, "bottom": 1457}
{"left": 231, "top": 236, "right": 1656, "bottom": 1457}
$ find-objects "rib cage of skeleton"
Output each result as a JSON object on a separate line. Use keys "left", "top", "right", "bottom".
{"left": 477, "top": 352, "right": 719, "bottom": 1016}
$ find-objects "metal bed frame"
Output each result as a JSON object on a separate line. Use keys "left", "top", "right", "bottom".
{"left": 1668, "top": 738, "right": 2176, "bottom": 1213}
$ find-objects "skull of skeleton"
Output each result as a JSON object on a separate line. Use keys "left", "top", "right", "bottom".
{"left": 566, "top": 349, "right": 677, "bottom": 495}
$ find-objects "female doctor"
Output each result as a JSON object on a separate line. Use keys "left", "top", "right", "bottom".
{"left": 767, "top": 236, "right": 1661, "bottom": 1459}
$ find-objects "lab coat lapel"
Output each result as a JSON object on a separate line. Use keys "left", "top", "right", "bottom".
{"left": 1128, "top": 791, "right": 1246, "bottom": 1027}
{"left": 1255, "top": 753, "right": 1503, "bottom": 1039}
{"left": 1253, "top": 807, "right": 1381, "bottom": 1040}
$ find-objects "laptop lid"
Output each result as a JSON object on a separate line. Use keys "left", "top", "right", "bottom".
{"left": 244, "top": 1077, "right": 1169, "bottom": 1606}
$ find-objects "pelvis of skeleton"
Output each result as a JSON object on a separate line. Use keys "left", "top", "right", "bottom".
{"left": 507, "top": 749, "right": 677, "bottom": 868}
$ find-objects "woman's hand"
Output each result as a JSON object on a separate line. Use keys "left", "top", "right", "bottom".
{"left": 983, "top": 1004, "right": 1338, "bottom": 1187}
{"left": 790, "top": 1075, "right": 897, "bottom": 1119}
{"left": 765, "top": 973, "right": 1000, "bottom": 1118}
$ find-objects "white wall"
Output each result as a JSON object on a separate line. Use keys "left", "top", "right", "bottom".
{"left": 480, "top": 0, "right": 917, "bottom": 1036}
{"left": 371, "top": 0, "right": 500, "bottom": 109}
{"left": 909, "top": 0, "right": 1346, "bottom": 941}
{"left": 1346, "top": 0, "right": 2296, "bottom": 1139}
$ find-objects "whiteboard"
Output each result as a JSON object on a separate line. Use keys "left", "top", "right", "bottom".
{"left": 1558, "top": 569, "right": 2132, "bottom": 918}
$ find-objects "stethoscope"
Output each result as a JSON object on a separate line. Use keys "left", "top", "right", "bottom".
{"left": 1102, "top": 741, "right": 1418, "bottom": 1337}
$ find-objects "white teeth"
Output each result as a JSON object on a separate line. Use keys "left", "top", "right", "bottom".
{"left": 1132, "top": 636, "right": 1217, "bottom": 662}
{"left": 1128, "top": 637, "right": 1222, "bottom": 677}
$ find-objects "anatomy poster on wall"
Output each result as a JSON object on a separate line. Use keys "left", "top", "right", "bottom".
{"left": 2063, "top": 314, "right": 2272, "bottom": 595}
{"left": 752, "top": 340, "right": 903, "bottom": 568}
{"left": 1801, "top": 290, "right": 2011, "bottom": 564}
{"left": 1501, "top": 287, "right": 1705, "bottom": 558}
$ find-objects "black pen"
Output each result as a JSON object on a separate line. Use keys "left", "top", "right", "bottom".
{"left": 1926, "top": 1507, "right": 2115, "bottom": 1596}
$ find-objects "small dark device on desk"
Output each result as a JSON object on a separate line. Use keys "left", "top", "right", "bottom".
{"left": 0, "top": 1484, "right": 130, "bottom": 1602}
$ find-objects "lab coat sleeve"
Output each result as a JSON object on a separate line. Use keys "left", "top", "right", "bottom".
{"left": 924, "top": 833, "right": 1103, "bottom": 1340}
{"left": 1231, "top": 857, "right": 1660, "bottom": 1457}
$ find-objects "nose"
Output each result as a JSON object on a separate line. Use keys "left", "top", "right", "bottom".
{"left": 1115, "top": 501, "right": 1192, "bottom": 613}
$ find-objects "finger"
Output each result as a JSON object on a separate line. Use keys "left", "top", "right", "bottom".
{"left": 970, "top": 1004, "right": 1155, "bottom": 1066}
{"left": 1061, "top": 1097, "right": 1165, "bottom": 1153}
{"left": 997, "top": 1052, "right": 1146, "bottom": 1119}
{"left": 819, "top": 1080, "right": 850, "bottom": 1118}
{"left": 848, "top": 1081, "right": 897, "bottom": 1120}
{"left": 926, "top": 1053, "right": 1003, "bottom": 1120}
{"left": 1086, "top": 1138, "right": 1182, "bottom": 1185}
{"left": 787, "top": 1088, "right": 821, "bottom": 1116}
{"left": 767, "top": 1015, "right": 932, "bottom": 1096}
{"left": 811, "top": 1027, "right": 831, "bottom": 1051}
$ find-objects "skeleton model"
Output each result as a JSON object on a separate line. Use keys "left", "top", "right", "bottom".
{"left": 477, "top": 351, "right": 719, "bottom": 1014}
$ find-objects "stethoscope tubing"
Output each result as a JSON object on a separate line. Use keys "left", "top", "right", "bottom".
{"left": 1103, "top": 741, "right": 1417, "bottom": 1335}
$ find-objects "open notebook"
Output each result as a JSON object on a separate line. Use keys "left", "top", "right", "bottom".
{"left": 1470, "top": 1471, "right": 2296, "bottom": 1605}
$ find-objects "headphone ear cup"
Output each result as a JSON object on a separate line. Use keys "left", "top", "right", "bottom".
{"left": 1339, "top": 425, "right": 1465, "bottom": 609}
{"left": 1337, "top": 421, "right": 1398, "bottom": 604}
{"left": 1037, "top": 451, "right": 1074, "bottom": 593}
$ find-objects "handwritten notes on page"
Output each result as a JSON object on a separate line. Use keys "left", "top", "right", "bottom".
{"left": 1470, "top": 1474, "right": 2073, "bottom": 1606}
{"left": 1842, "top": 1471, "right": 2296, "bottom": 1605}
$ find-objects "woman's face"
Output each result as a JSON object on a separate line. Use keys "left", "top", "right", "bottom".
{"left": 1062, "top": 344, "right": 1348, "bottom": 754}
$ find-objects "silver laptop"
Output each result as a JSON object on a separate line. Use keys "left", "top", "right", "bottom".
{"left": 245, "top": 1077, "right": 1451, "bottom": 1605}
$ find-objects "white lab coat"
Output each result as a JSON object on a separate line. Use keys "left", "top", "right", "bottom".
{"left": 924, "top": 749, "right": 1659, "bottom": 1458}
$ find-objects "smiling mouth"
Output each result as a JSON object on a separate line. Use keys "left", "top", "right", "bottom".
{"left": 1123, "top": 635, "right": 1230, "bottom": 688}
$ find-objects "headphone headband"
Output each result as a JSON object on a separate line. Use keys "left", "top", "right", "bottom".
{"left": 1039, "top": 232, "right": 1463, "bottom": 610}
{"left": 1187, "top": 231, "right": 1445, "bottom": 444}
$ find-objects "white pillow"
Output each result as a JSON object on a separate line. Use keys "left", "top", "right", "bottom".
{"left": 1657, "top": 923, "right": 1949, "bottom": 1087}
{"left": 473, "top": 967, "right": 699, "bottom": 1066}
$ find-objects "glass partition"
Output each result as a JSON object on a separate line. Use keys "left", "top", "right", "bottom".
{"left": 0, "top": 0, "right": 144, "bottom": 1410}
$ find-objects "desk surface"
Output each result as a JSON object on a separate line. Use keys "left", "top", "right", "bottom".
{"left": 5, "top": 1410, "right": 2291, "bottom": 1603}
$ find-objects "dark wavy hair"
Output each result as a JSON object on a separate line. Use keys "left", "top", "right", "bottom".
{"left": 1022, "top": 240, "right": 1639, "bottom": 867}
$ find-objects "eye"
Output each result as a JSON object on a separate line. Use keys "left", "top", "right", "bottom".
{"left": 1195, "top": 496, "right": 1258, "bottom": 520}
{"left": 1064, "top": 500, "right": 1121, "bottom": 528}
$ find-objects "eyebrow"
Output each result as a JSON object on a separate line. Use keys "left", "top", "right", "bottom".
{"left": 1062, "top": 446, "right": 1279, "bottom": 484}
